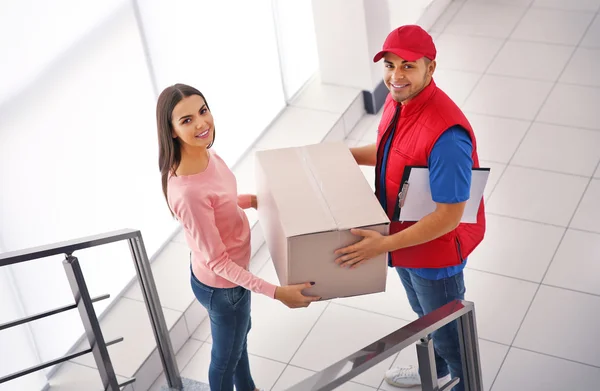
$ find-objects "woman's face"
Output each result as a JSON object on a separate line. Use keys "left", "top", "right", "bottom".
{"left": 171, "top": 94, "right": 215, "bottom": 149}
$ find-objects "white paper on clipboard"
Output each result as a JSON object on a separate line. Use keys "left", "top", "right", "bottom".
{"left": 397, "top": 166, "right": 490, "bottom": 223}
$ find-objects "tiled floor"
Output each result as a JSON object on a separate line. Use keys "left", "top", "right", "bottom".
{"left": 152, "top": 1, "right": 600, "bottom": 390}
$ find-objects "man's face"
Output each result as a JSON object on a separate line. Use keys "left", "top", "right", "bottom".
{"left": 383, "top": 52, "right": 436, "bottom": 104}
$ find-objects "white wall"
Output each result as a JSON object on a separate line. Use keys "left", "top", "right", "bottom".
{"left": 0, "top": 0, "right": 292, "bottom": 385}
{"left": 272, "top": 0, "right": 319, "bottom": 100}
{"left": 136, "top": 0, "right": 286, "bottom": 168}
{"left": 0, "top": 1, "right": 177, "bottom": 365}
{"left": 311, "top": 0, "right": 391, "bottom": 92}
{"left": 0, "top": 0, "right": 127, "bottom": 107}
{"left": 0, "top": 267, "right": 47, "bottom": 391}
{"left": 366, "top": 0, "right": 396, "bottom": 90}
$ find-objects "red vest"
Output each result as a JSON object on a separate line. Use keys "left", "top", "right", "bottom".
{"left": 375, "top": 79, "right": 486, "bottom": 269}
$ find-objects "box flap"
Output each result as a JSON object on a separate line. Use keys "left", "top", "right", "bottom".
{"left": 256, "top": 142, "right": 389, "bottom": 237}
{"left": 301, "top": 142, "right": 390, "bottom": 230}
{"left": 255, "top": 147, "right": 338, "bottom": 238}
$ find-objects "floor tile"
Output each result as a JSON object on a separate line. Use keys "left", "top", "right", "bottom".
{"left": 532, "top": 0, "right": 600, "bottom": 12}
{"left": 511, "top": 8, "right": 595, "bottom": 45}
{"left": 191, "top": 317, "right": 211, "bottom": 343}
{"left": 478, "top": 160, "right": 507, "bottom": 200}
{"left": 343, "top": 96, "right": 366, "bottom": 136}
{"left": 249, "top": 243, "right": 271, "bottom": 275}
{"left": 47, "top": 362, "right": 129, "bottom": 391}
{"left": 445, "top": 2, "right": 527, "bottom": 38}
{"left": 379, "top": 339, "right": 509, "bottom": 391}
{"left": 486, "top": 166, "right": 589, "bottom": 226}
{"left": 124, "top": 241, "right": 194, "bottom": 312}
{"left": 543, "top": 229, "right": 600, "bottom": 295}
{"left": 435, "top": 33, "right": 504, "bottom": 73}
{"left": 469, "top": 0, "right": 533, "bottom": 5}
{"left": 70, "top": 297, "right": 182, "bottom": 377}
{"left": 255, "top": 107, "right": 339, "bottom": 150}
{"left": 492, "top": 347, "right": 600, "bottom": 391}
{"left": 272, "top": 365, "right": 376, "bottom": 391}
{"left": 514, "top": 285, "right": 600, "bottom": 366}
{"left": 334, "top": 268, "right": 418, "bottom": 322}
{"left": 511, "top": 122, "right": 600, "bottom": 176}
{"left": 487, "top": 40, "right": 575, "bottom": 81}
{"left": 247, "top": 261, "right": 329, "bottom": 363}
{"left": 184, "top": 299, "right": 208, "bottom": 336}
{"left": 125, "top": 318, "right": 186, "bottom": 391}
{"left": 148, "top": 339, "right": 203, "bottom": 391}
{"left": 560, "top": 47, "right": 600, "bottom": 87}
{"left": 467, "top": 214, "right": 565, "bottom": 282}
{"left": 172, "top": 228, "right": 186, "bottom": 245}
{"left": 434, "top": 69, "right": 481, "bottom": 106}
{"left": 272, "top": 365, "right": 314, "bottom": 391}
{"left": 537, "top": 83, "right": 600, "bottom": 130}
{"left": 0, "top": 374, "right": 47, "bottom": 391}
{"left": 429, "top": 0, "right": 466, "bottom": 33}
{"left": 468, "top": 113, "right": 530, "bottom": 163}
{"left": 323, "top": 117, "right": 346, "bottom": 143}
{"left": 290, "top": 304, "right": 405, "bottom": 388}
{"left": 232, "top": 147, "right": 259, "bottom": 194}
{"left": 463, "top": 269, "right": 538, "bottom": 345}
{"left": 361, "top": 129, "right": 378, "bottom": 144}
{"left": 181, "top": 343, "right": 286, "bottom": 390}
{"left": 463, "top": 75, "right": 554, "bottom": 120}
{"left": 595, "top": 164, "right": 600, "bottom": 178}
{"left": 245, "top": 207, "right": 259, "bottom": 230}
{"left": 477, "top": 340, "right": 511, "bottom": 391}
{"left": 345, "top": 137, "right": 360, "bottom": 148}
{"left": 581, "top": 14, "right": 600, "bottom": 48}
{"left": 570, "top": 179, "right": 600, "bottom": 233}
{"left": 346, "top": 114, "right": 379, "bottom": 142}
{"left": 290, "top": 77, "right": 361, "bottom": 114}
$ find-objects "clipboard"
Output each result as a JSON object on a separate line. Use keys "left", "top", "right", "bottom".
{"left": 394, "top": 165, "right": 490, "bottom": 223}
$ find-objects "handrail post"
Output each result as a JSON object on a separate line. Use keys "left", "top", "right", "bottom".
{"left": 457, "top": 307, "right": 483, "bottom": 391}
{"left": 416, "top": 337, "right": 439, "bottom": 391}
{"left": 283, "top": 300, "right": 482, "bottom": 390}
{"left": 128, "top": 233, "right": 183, "bottom": 390}
{"left": 63, "top": 254, "right": 120, "bottom": 391}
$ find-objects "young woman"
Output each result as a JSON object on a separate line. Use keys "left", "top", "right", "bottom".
{"left": 156, "top": 84, "right": 319, "bottom": 391}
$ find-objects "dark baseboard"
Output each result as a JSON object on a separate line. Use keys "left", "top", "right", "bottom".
{"left": 362, "top": 80, "right": 388, "bottom": 114}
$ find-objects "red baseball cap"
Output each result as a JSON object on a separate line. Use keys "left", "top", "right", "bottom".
{"left": 373, "top": 25, "right": 437, "bottom": 63}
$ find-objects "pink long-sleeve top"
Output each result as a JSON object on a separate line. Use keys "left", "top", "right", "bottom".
{"left": 167, "top": 151, "right": 277, "bottom": 298}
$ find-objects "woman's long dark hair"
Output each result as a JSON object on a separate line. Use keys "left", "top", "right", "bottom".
{"left": 156, "top": 84, "right": 215, "bottom": 215}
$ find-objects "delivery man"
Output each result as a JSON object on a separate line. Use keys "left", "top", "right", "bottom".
{"left": 335, "top": 25, "right": 486, "bottom": 390}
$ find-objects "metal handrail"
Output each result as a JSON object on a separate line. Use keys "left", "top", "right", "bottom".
{"left": 0, "top": 229, "right": 183, "bottom": 391}
{"left": 285, "top": 299, "right": 483, "bottom": 391}
{"left": 0, "top": 337, "right": 124, "bottom": 384}
{"left": 1, "top": 230, "right": 482, "bottom": 391}
{"left": 0, "top": 294, "right": 109, "bottom": 332}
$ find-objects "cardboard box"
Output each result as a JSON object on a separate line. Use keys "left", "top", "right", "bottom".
{"left": 255, "top": 142, "right": 390, "bottom": 300}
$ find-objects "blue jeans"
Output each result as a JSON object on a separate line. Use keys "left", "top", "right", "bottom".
{"left": 190, "top": 272, "right": 256, "bottom": 391}
{"left": 396, "top": 268, "right": 465, "bottom": 391}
